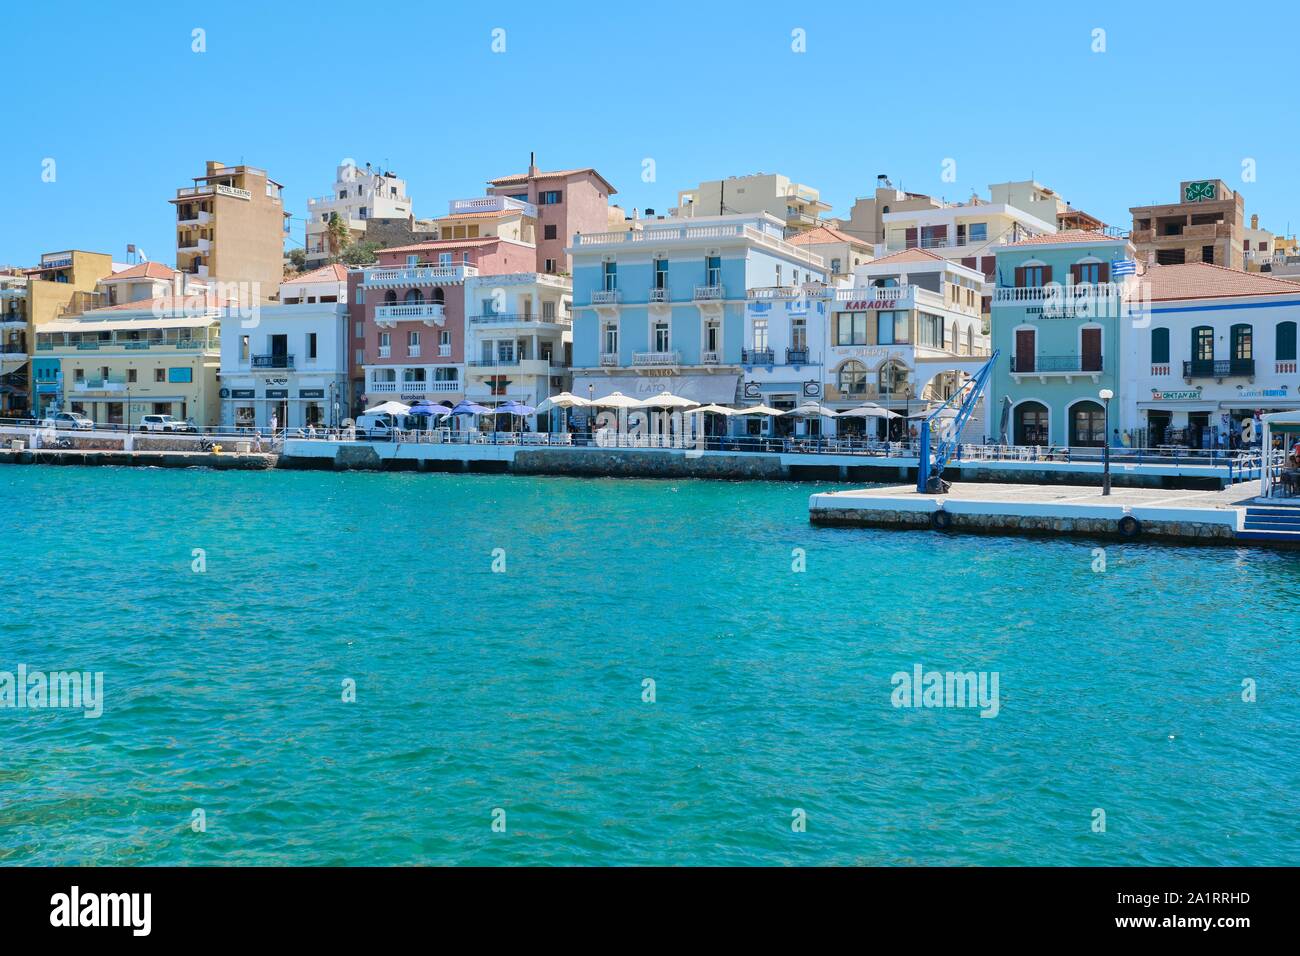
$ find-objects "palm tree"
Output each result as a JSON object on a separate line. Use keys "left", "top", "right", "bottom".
{"left": 326, "top": 212, "right": 350, "bottom": 259}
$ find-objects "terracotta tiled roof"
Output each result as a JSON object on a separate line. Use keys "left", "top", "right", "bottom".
{"left": 104, "top": 261, "right": 178, "bottom": 281}
{"left": 859, "top": 247, "right": 950, "bottom": 267}
{"left": 787, "top": 225, "right": 872, "bottom": 248}
{"left": 288, "top": 263, "right": 348, "bottom": 284}
{"left": 432, "top": 211, "right": 514, "bottom": 221}
{"left": 377, "top": 236, "right": 505, "bottom": 256}
{"left": 486, "top": 167, "right": 618, "bottom": 194}
{"left": 1002, "top": 229, "right": 1122, "bottom": 247}
{"left": 1143, "top": 262, "right": 1300, "bottom": 301}
{"left": 82, "top": 294, "right": 227, "bottom": 314}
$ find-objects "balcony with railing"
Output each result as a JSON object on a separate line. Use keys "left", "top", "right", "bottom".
{"left": 599, "top": 353, "right": 618, "bottom": 367}
{"left": 700, "top": 350, "right": 720, "bottom": 365}
{"left": 647, "top": 287, "right": 671, "bottom": 304}
{"left": 252, "top": 354, "right": 294, "bottom": 369}
{"left": 469, "top": 312, "right": 570, "bottom": 326}
{"left": 591, "top": 289, "right": 622, "bottom": 306}
{"left": 632, "top": 350, "right": 681, "bottom": 367}
{"left": 448, "top": 195, "right": 537, "bottom": 218}
{"left": 1183, "top": 358, "right": 1254, "bottom": 379}
{"left": 742, "top": 348, "right": 775, "bottom": 365}
{"left": 466, "top": 356, "right": 559, "bottom": 375}
{"left": 1010, "top": 354, "right": 1104, "bottom": 374}
{"left": 573, "top": 222, "right": 825, "bottom": 268}
{"left": 375, "top": 302, "right": 446, "bottom": 326}
{"left": 787, "top": 347, "right": 810, "bottom": 365}
{"left": 74, "top": 374, "right": 127, "bottom": 392}
{"left": 694, "top": 285, "right": 724, "bottom": 301}
{"left": 369, "top": 378, "right": 460, "bottom": 394}
{"left": 361, "top": 265, "right": 477, "bottom": 287}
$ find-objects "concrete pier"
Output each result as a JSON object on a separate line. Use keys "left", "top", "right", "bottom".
{"left": 807, "top": 481, "right": 1297, "bottom": 547}
{"left": 0, "top": 448, "right": 276, "bottom": 470}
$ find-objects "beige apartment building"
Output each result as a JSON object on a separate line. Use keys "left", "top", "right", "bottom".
{"left": 170, "top": 161, "right": 287, "bottom": 300}
{"left": 671, "top": 172, "right": 832, "bottom": 235}
{"left": 1129, "top": 179, "right": 1246, "bottom": 270}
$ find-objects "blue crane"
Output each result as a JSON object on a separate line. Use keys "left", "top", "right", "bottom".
{"left": 915, "top": 349, "right": 1000, "bottom": 494}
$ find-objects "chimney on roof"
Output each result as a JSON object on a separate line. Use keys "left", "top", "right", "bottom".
{"left": 1251, "top": 214, "right": 1259, "bottom": 230}
{"left": 528, "top": 151, "right": 538, "bottom": 178}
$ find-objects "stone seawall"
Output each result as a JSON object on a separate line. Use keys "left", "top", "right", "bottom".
{"left": 809, "top": 506, "right": 1240, "bottom": 544}
{"left": 0, "top": 449, "right": 276, "bottom": 470}
{"left": 511, "top": 448, "right": 787, "bottom": 480}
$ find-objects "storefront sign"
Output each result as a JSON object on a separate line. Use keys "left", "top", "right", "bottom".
{"left": 1151, "top": 388, "right": 1203, "bottom": 401}
{"left": 262, "top": 376, "right": 289, "bottom": 386}
{"left": 266, "top": 389, "right": 289, "bottom": 399}
{"left": 842, "top": 300, "right": 897, "bottom": 310}
{"left": 1236, "top": 386, "right": 1289, "bottom": 399}
{"left": 230, "top": 389, "right": 255, "bottom": 399}
{"left": 299, "top": 389, "right": 325, "bottom": 399}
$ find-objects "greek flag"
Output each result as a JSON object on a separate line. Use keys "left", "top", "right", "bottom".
{"left": 1111, "top": 258, "right": 1137, "bottom": 277}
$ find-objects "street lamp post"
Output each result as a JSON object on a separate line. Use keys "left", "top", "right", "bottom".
{"left": 1099, "top": 387, "right": 1114, "bottom": 496}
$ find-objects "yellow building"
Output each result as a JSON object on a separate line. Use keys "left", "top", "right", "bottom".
{"left": 37, "top": 296, "right": 222, "bottom": 427}
{"left": 170, "top": 161, "right": 287, "bottom": 302}
{"left": 5, "top": 250, "right": 113, "bottom": 416}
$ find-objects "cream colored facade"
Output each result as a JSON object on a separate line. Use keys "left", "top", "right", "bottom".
{"left": 430, "top": 196, "right": 538, "bottom": 244}
{"left": 171, "top": 161, "right": 286, "bottom": 301}
{"left": 37, "top": 299, "right": 222, "bottom": 426}
{"left": 671, "top": 173, "right": 832, "bottom": 235}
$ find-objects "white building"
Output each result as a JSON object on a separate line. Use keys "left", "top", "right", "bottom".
{"left": 824, "top": 249, "right": 990, "bottom": 435}
{"left": 305, "top": 161, "right": 414, "bottom": 266}
{"left": 1120, "top": 263, "right": 1300, "bottom": 446}
{"left": 462, "top": 272, "right": 572, "bottom": 421}
{"left": 741, "top": 281, "right": 840, "bottom": 437}
{"left": 218, "top": 265, "right": 350, "bottom": 429}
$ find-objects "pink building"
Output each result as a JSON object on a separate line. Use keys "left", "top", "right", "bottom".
{"left": 349, "top": 236, "right": 536, "bottom": 411}
{"left": 485, "top": 156, "right": 616, "bottom": 275}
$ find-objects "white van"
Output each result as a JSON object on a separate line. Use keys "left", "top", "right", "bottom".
{"left": 354, "top": 413, "right": 404, "bottom": 439}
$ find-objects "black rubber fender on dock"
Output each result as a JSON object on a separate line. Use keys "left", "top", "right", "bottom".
{"left": 931, "top": 509, "right": 953, "bottom": 530}
{"left": 1118, "top": 515, "right": 1142, "bottom": 538}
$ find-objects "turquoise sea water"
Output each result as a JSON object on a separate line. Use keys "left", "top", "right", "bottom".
{"left": 1, "top": 465, "right": 1297, "bottom": 866}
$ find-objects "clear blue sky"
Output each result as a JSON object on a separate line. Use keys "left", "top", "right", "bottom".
{"left": 3, "top": 0, "right": 1298, "bottom": 266}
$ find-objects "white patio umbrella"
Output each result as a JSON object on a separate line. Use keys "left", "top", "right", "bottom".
{"left": 633, "top": 390, "right": 699, "bottom": 410}
{"left": 840, "top": 405, "right": 902, "bottom": 419}
{"left": 684, "top": 404, "right": 736, "bottom": 416}
{"left": 535, "top": 391, "right": 591, "bottom": 412}
{"left": 734, "top": 404, "right": 784, "bottom": 416}
{"left": 363, "top": 400, "right": 412, "bottom": 416}
{"left": 784, "top": 402, "right": 839, "bottom": 418}
{"left": 588, "top": 391, "right": 641, "bottom": 409}
{"left": 537, "top": 391, "right": 591, "bottom": 436}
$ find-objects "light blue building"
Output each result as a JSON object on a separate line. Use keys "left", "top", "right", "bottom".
{"left": 988, "top": 231, "right": 1134, "bottom": 447}
{"left": 568, "top": 213, "right": 827, "bottom": 410}
{"left": 31, "top": 356, "right": 63, "bottom": 417}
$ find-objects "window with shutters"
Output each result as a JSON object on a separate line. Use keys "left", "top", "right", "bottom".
{"left": 1276, "top": 321, "right": 1297, "bottom": 361}
{"left": 1151, "top": 327, "right": 1170, "bottom": 364}
{"left": 1231, "top": 323, "right": 1253, "bottom": 360}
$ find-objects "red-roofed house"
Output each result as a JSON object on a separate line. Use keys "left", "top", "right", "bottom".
{"left": 348, "top": 236, "right": 538, "bottom": 412}
{"left": 485, "top": 155, "right": 616, "bottom": 274}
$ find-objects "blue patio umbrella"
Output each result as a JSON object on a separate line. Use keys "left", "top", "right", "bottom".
{"left": 409, "top": 401, "right": 452, "bottom": 418}
{"left": 493, "top": 400, "right": 537, "bottom": 434}
{"left": 449, "top": 400, "right": 493, "bottom": 416}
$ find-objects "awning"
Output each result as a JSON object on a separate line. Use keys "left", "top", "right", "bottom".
{"left": 2, "top": 357, "right": 27, "bottom": 375}
{"left": 571, "top": 372, "right": 739, "bottom": 405}
{"left": 1136, "top": 401, "right": 1219, "bottom": 412}
{"left": 39, "top": 315, "right": 217, "bottom": 334}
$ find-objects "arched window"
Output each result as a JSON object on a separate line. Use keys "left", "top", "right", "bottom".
{"left": 1015, "top": 402, "right": 1049, "bottom": 446}
{"left": 431, "top": 288, "right": 445, "bottom": 305}
{"left": 1070, "top": 400, "right": 1106, "bottom": 447}
{"left": 1192, "top": 325, "right": 1214, "bottom": 360}
{"left": 951, "top": 321, "right": 960, "bottom": 353}
{"left": 879, "top": 360, "right": 909, "bottom": 396}
{"left": 404, "top": 288, "right": 424, "bottom": 304}
{"left": 1277, "top": 321, "right": 1297, "bottom": 362}
{"left": 384, "top": 290, "right": 397, "bottom": 304}
{"left": 837, "top": 360, "right": 868, "bottom": 397}
{"left": 1150, "top": 327, "right": 1170, "bottom": 364}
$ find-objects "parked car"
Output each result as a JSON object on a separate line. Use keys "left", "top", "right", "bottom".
{"left": 139, "top": 414, "right": 195, "bottom": 433}
{"left": 39, "top": 412, "right": 94, "bottom": 430}
{"left": 354, "top": 413, "right": 405, "bottom": 439}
